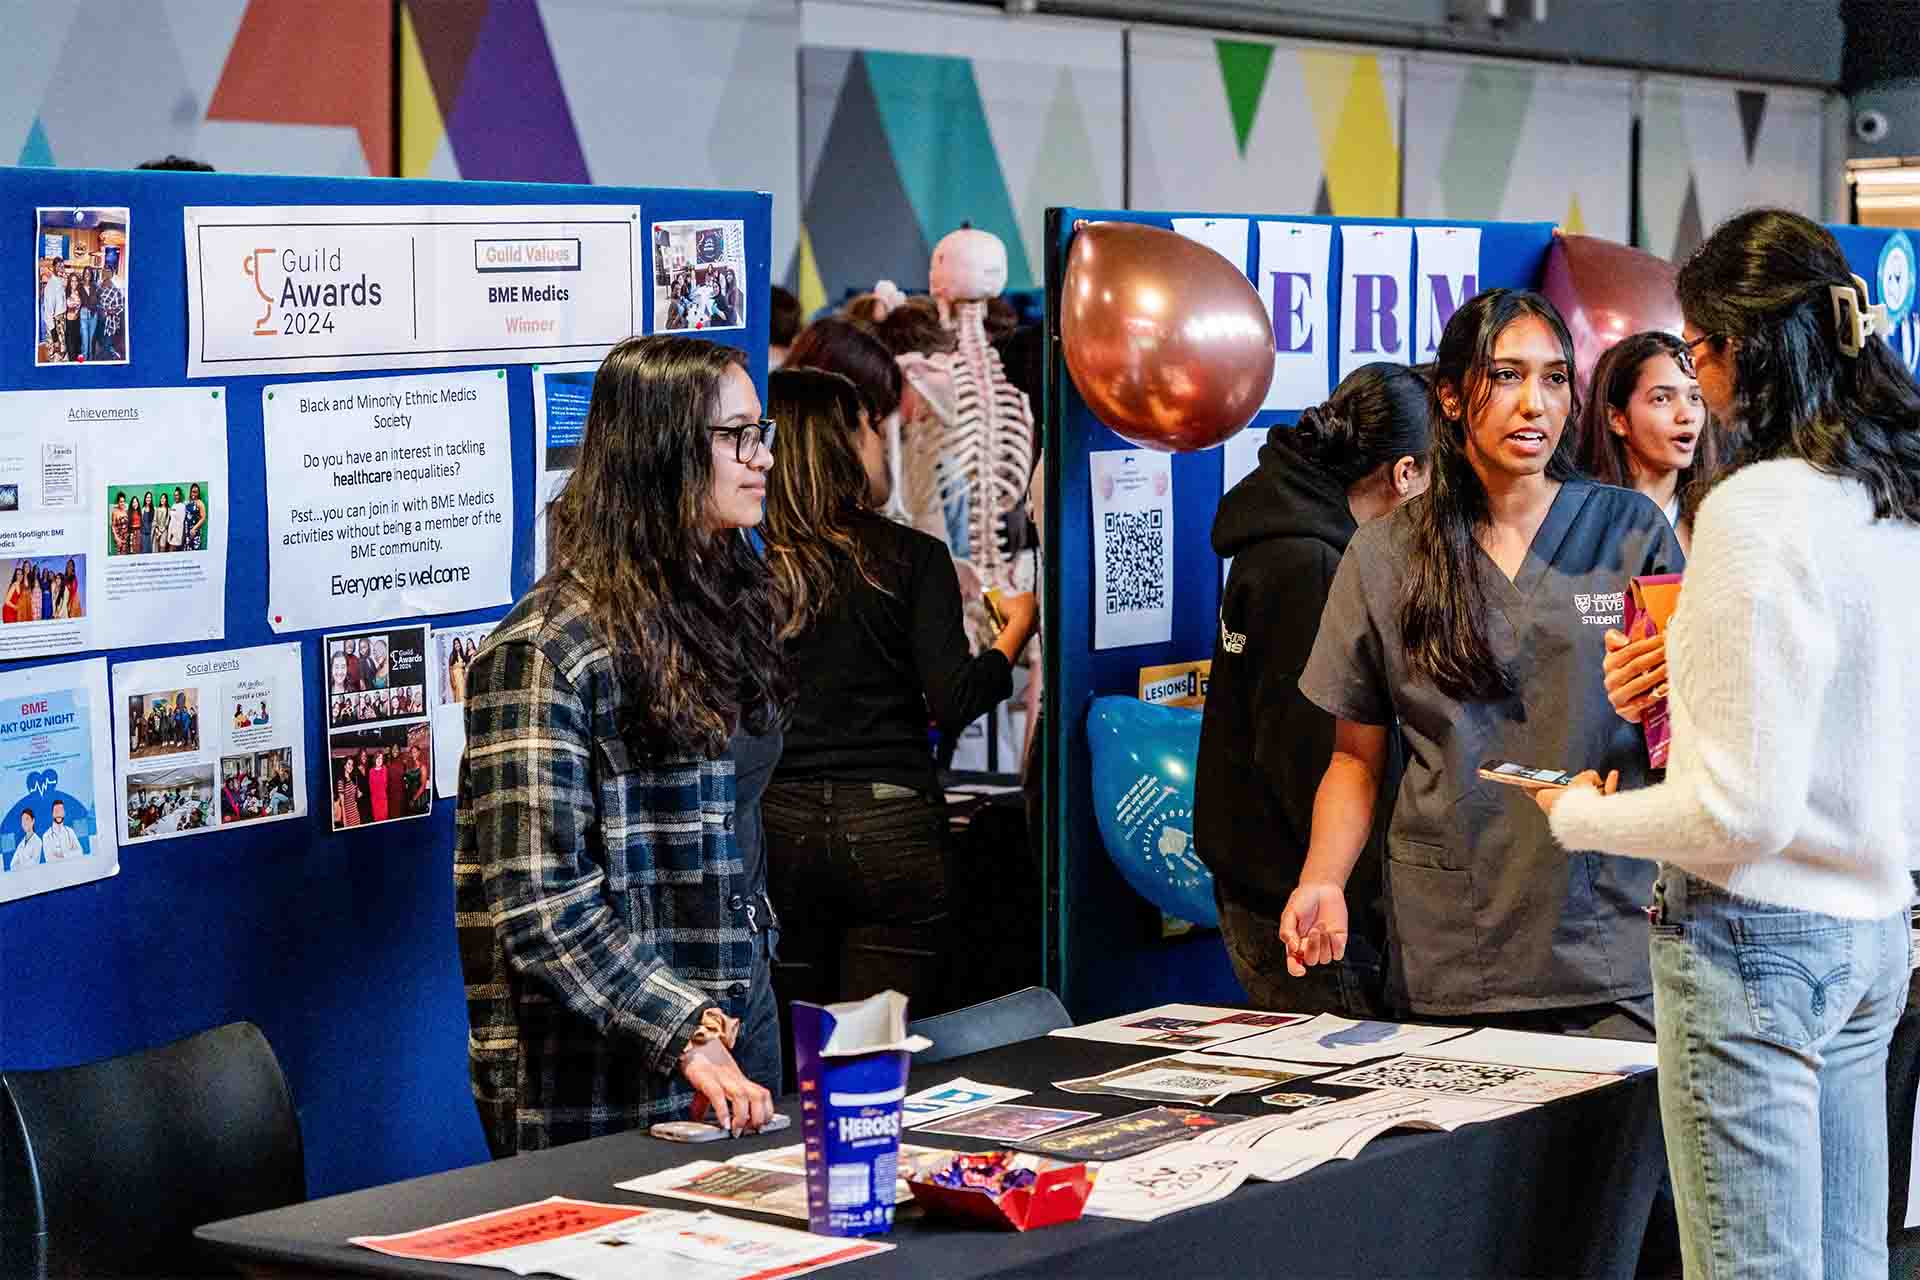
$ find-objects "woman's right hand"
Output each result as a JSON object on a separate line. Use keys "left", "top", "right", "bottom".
{"left": 679, "top": 1037, "right": 773, "bottom": 1135}
{"left": 990, "top": 591, "right": 1039, "bottom": 662}
{"left": 1277, "top": 882, "right": 1349, "bottom": 977}
{"left": 1603, "top": 629, "right": 1668, "bottom": 724}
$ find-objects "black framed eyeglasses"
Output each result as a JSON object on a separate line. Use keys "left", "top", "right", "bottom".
{"left": 711, "top": 418, "right": 775, "bottom": 462}
{"left": 1675, "top": 333, "right": 1721, "bottom": 378}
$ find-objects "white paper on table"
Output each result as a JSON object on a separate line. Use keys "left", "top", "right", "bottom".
{"left": 1413, "top": 225, "right": 1483, "bottom": 360}
{"left": 431, "top": 622, "right": 501, "bottom": 799}
{"left": 1256, "top": 221, "right": 1333, "bottom": 412}
{"left": 353, "top": 1196, "right": 890, "bottom": 1280}
{"left": 1319, "top": 1055, "right": 1620, "bottom": 1104}
{"left": 0, "top": 387, "right": 229, "bottom": 661}
{"left": 1200, "top": 1013, "right": 1471, "bottom": 1066}
{"left": 113, "top": 642, "right": 308, "bottom": 842}
{"left": 1187, "top": 1090, "right": 1527, "bottom": 1182}
{"left": 262, "top": 369, "right": 513, "bottom": 632}
{"left": 1056, "top": 1052, "right": 1326, "bottom": 1104}
{"left": 1089, "top": 450, "right": 1173, "bottom": 650}
{"left": 0, "top": 657, "right": 115, "bottom": 902}
{"left": 1421, "top": 1027, "right": 1657, "bottom": 1075}
{"left": 1048, "top": 1004, "right": 1306, "bottom": 1048}
{"left": 898, "top": 1077, "right": 1030, "bottom": 1126}
{"left": 1081, "top": 1144, "right": 1254, "bottom": 1222}
{"left": 1338, "top": 224, "right": 1413, "bottom": 380}
{"left": 1171, "top": 218, "right": 1249, "bottom": 275}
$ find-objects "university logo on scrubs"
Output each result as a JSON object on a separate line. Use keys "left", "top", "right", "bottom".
{"left": 1576, "top": 591, "right": 1625, "bottom": 626}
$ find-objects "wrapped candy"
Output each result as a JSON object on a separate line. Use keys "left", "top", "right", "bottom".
{"left": 906, "top": 1150, "right": 1091, "bottom": 1231}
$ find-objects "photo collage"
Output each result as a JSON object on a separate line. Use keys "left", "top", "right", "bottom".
{"left": 114, "top": 643, "right": 306, "bottom": 844}
{"left": 325, "top": 625, "right": 433, "bottom": 831}
{"left": 651, "top": 219, "right": 746, "bottom": 333}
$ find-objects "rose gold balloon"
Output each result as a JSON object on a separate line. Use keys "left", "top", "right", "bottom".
{"left": 1061, "top": 221, "right": 1276, "bottom": 452}
{"left": 1541, "top": 232, "right": 1682, "bottom": 397}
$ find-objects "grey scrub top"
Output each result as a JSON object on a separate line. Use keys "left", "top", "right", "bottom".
{"left": 1299, "top": 480, "right": 1683, "bottom": 1016}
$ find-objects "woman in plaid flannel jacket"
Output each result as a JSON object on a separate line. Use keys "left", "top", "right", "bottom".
{"left": 456, "top": 336, "right": 790, "bottom": 1156}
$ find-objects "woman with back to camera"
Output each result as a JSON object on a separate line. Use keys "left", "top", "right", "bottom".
{"left": 1194, "top": 362, "right": 1430, "bottom": 1018}
{"left": 1541, "top": 209, "right": 1920, "bottom": 1278}
{"left": 457, "top": 335, "right": 789, "bottom": 1156}
{"left": 1578, "top": 331, "right": 1723, "bottom": 554}
{"left": 759, "top": 368, "right": 1036, "bottom": 1033}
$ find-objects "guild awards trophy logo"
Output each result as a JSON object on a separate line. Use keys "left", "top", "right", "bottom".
{"left": 243, "top": 247, "right": 278, "bottom": 336}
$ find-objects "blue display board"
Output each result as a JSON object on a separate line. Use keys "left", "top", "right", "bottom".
{"left": 1041, "top": 208, "right": 1556, "bottom": 1020}
{"left": 1832, "top": 223, "right": 1920, "bottom": 383}
{"left": 0, "top": 167, "right": 770, "bottom": 1196}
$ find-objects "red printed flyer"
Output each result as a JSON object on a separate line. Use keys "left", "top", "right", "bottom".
{"left": 351, "top": 1195, "right": 892, "bottom": 1280}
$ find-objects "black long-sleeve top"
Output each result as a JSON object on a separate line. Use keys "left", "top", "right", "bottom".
{"left": 774, "top": 513, "right": 1011, "bottom": 791}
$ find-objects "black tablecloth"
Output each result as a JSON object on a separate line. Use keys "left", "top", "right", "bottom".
{"left": 198, "top": 1032, "right": 1665, "bottom": 1280}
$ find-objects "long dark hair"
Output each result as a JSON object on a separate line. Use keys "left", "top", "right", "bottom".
{"left": 546, "top": 335, "right": 788, "bottom": 759}
{"left": 1402, "top": 289, "right": 1580, "bottom": 702}
{"left": 784, "top": 318, "right": 903, "bottom": 422}
{"left": 762, "top": 369, "right": 888, "bottom": 641}
{"left": 1578, "top": 331, "right": 1723, "bottom": 527}
{"left": 1276, "top": 360, "right": 1431, "bottom": 489}
{"left": 1676, "top": 208, "right": 1920, "bottom": 523}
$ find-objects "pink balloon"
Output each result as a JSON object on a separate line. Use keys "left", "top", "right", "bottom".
{"left": 1541, "top": 233, "right": 1682, "bottom": 397}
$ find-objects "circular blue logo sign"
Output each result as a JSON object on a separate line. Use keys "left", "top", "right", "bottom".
{"left": 1877, "top": 232, "right": 1915, "bottom": 327}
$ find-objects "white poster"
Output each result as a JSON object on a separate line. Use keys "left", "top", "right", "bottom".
{"left": 1338, "top": 224, "right": 1413, "bottom": 380}
{"left": 431, "top": 621, "right": 500, "bottom": 800}
{"left": 0, "top": 657, "right": 115, "bottom": 902}
{"left": 650, "top": 219, "right": 748, "bottom": 333}
{"left": 1414, "top": 226, "right": 1483, "bottom": 360}
{"left": 0, "top": 387, "right": 228, "bottom": 661}
{"left": 1256, "top": 222, "right": 1333, "bottom": 411}
{"left": 1219, "top": 426, "right": 1265, "bottom": 584}
{"left": 113, "top": 643, "right": 307, "bottom": 843}
{"left": 531, "top": 361, "right": 598, "bottom": 578}
{"left": 1171, "top": 217, "right": 1249, "bottom": 275}
{"left": 184, "top": 204, "right": 643, "bottom": 379}
{"left": 262, "top": 369, "right": 512, "bottom": 632}
{"left": 323, "top": 624, "right": 433, "bottom": 832}
{"left": 1090, "top": 449, "right": 1173, "bottom": 651}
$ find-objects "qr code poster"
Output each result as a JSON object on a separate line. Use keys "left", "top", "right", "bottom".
{"left": 1090, "top": 449, "right": 1173, "bottom": 650}
{"left": 1319, "top": 1056, "right": 1618, "bottom": 1104}
{"left": 651, "top": 219, "right": 747, "bottom": 334}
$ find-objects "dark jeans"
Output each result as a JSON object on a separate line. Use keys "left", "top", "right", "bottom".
{"left": 764, "top": 779, "right": 952, "bottom": 1077}
{"left": 733, "top": 926, "right": 783, "bottom": 1098}
{"left": 1214, "top": 882, "right": 1391, "bottom": 1019}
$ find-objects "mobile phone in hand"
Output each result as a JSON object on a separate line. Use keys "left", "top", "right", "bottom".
{"left": 650, "top": 1113, "right": 791, "bottom": 1143}
{"left": 1478, "top": 760, "right": 1577, "bottom": 791}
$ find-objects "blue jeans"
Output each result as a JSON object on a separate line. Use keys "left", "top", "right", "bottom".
{"left": 732, "top": 922, "right": 784, "bottom": 1098}
{"left": 78, "top": 308, "right": 96, "bottom": 359}
{"left": 1651, "top": 868, "right": 1910, "bottom": 1279}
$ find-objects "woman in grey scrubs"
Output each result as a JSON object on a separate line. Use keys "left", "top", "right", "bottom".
{"left": 1281, "top": 289, "right": 1683, "bottom": 1032}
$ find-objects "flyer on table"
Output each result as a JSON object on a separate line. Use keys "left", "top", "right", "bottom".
{"left": 1090, "top": 449, "right": 1173, "bottom": 650}
{"left": 0, "top": 387, "right": 228, "bottom": 661}
{"left": 112, "top": 643, "right": 308, "bottom": 844}
{"left": 0, "top": 658, "right": 115, "bottom": 904}
{"left": 263, "top": 369, "right": 512, "bottom": 632}
{"left": 532, "top": 360, "right": 597, "bottom": 577}
{"left": 351, "top": 1196, "right": 891, "bottom": 1280}
{"left": 324, "top": 624, "right": 433, "bottom": 832}
{"left": 431, "top": 621, "right": 500, "bottom": 799}
{"left": 183, "top": 204, "right": 643, "bottom": 379}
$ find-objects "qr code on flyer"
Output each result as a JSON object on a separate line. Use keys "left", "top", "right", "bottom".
{"left": 1102, "top": 509, "right": 1166, "bottom": 613}
{"left": 1333, "top": 1058, "right": 1532, "bottom": 1095}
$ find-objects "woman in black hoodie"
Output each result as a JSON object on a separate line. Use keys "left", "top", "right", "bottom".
{"left": 1194, "top": 362, "right": 1430, "bottom": 1017}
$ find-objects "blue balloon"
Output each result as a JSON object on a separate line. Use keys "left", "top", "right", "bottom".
{"left": 1085, "top": 696, "right": 1217, "bottom": 927}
